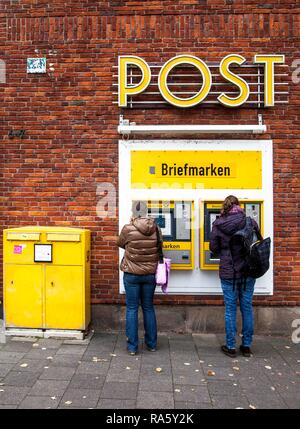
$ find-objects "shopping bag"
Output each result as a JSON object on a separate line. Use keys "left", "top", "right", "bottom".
{"left": 155, "top": 258, "right": 171, "bottom": 293}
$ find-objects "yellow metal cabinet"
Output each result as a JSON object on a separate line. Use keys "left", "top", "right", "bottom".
{"left": 3, "top": 226, "right": 91, "bottom": 332}
{"left": 45, "top": 266, "right": 84, "bottom": 330}
{"left": 4, "top": 265, "right": 43, "bottom": 328}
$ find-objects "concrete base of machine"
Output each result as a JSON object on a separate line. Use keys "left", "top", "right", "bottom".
{"left": 91, "top": 304, "right": 300, "bottom": 336}
{"left": 4, "top": 328, "right": 90, "bottom": 341}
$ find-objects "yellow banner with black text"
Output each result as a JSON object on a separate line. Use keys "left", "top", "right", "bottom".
{"left": 131, "top": 150, "right": 262, "bottom": 189}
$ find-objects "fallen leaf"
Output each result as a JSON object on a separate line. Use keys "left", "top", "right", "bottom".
{"left": 207, "top": 370, "right": 216, "bottom": 376}
{"left": 65, "top": 401, "right": 72, "bottom": 405}
{"left": 20, "top": 363, "right": 28, "bottom": 368}
{"left": 156, "top": 367, "right": 162, "bottom": 373}
{"left": 93, "top": 358, "right": 108, "bottom": 362}
{"left": 285, "top": 346, "right": 291, "bottom": 349}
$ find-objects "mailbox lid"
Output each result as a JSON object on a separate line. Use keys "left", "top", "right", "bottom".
{"left": 3, "top": 227, "right": 90, "bottom": 266}
{"left": 6, "top": 232, "right": 41, "bottom": 241}
{"left": 46, "top": 233, "right": 81, "bottom": 242}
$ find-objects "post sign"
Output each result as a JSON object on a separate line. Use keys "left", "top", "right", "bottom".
{"left": 118, "top": 54, "right": 286, "bottom": 108}
{"left": 131, "top": 150, "right": 262, "bottom": 189}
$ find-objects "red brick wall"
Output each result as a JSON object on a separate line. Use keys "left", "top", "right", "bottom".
{"left": 1, "top": 0, "right": 299, "bottom": 307}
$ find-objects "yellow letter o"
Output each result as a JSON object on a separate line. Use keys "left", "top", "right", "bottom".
{"left": 158, "top": 55, "right": 212, "bottom": 108}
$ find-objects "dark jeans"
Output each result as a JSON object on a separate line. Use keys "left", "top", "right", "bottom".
{"left": 123, "top": 272, "right": 157, "bottom": 353}
{"left": 221, "top": 277, "right": 256, "bottom": 350}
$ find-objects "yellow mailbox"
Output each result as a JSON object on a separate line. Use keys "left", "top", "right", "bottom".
{"left": 3, "top": 226, "right": 91, "bottom": 333}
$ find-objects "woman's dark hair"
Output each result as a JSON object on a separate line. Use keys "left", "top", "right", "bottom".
{"left": 221, "top": 195, "right": 240, "bottom": 216}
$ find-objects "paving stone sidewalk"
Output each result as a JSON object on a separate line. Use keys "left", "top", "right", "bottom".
{"left": 0, "top": 332, "right": 299, "bottom": 409}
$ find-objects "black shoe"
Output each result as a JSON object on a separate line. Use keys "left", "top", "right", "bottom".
{"left": 240, "top": 345, "right": 252, "bottom": 357}
{"left": 221, "top": 345, "right": 237, "bottom": 358}
{"left": 146, "top": 346, "right": 156, "bottom": 352}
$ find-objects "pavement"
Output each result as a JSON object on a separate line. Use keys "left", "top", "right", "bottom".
{"left": 0, "top": 332, "right": 299, "bottom": 409}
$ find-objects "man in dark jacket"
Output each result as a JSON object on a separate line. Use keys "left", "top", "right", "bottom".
{"left": 210, "top": 195, "right": 261, "bottom": 358}
{"left": 117, "top": 201, "right": 162, "bottom": 355}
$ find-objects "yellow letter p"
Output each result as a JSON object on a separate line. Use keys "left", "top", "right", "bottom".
{"left": 118, "top": 56, "right": 151, "bottom": 107}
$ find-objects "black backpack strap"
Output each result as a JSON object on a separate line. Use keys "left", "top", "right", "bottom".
{"left": 156, "top": 226, "right": 164, "bottom": 264}
{"left": 249, "top": 217, "right": 263, "bottom": 241}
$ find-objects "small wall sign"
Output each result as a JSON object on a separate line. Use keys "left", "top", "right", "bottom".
{"left": 27, "top": 58, "right": 47, "bottom": 74}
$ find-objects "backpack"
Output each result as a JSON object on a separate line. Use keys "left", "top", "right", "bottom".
{"left": 229, "top": 217, "right": 271, "bottom": 279}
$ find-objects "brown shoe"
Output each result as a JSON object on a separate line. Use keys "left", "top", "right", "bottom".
{"left": 240, "top": 345, "right": 252, "bottom": 357}
{"left": 221, "top": 345, "right": 237, "bottom": 358}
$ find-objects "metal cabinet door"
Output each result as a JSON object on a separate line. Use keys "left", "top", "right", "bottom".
{"left": 45, "top": 265, "right": 84, "bottom": 330}
{"left": 4, "top": 264, "right": 43, "bottom": 328}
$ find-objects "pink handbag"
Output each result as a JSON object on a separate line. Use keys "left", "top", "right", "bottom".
{"left": 156, "top": 258, "right": 171, "bottom": 293}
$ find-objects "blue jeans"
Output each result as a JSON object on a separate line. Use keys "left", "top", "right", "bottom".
{"left": 123, "top": 272, "right": 157, "bottom": 353}
{"left": 221, "top": 277, "right": 255, "bottom": 350}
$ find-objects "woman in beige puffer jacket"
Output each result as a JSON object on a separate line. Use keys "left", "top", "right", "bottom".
{"left": 117, "top": 208, "right": 162, "bottom": 355}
